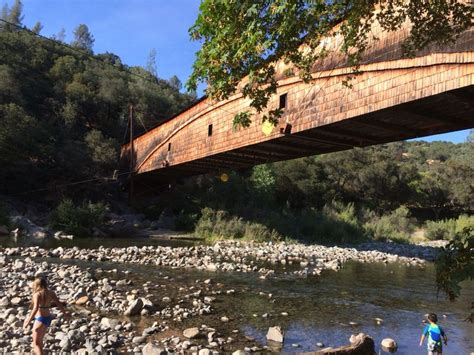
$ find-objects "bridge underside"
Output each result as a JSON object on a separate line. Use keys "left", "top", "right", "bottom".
{"left": 131, "top": 85, "right": 474, "bottom": 194}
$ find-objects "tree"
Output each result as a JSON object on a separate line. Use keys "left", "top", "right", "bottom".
{"left": 84, "top": 129, "right": 118, "bottom": 172}
{"left": 0, "top": 4, "right": 8, "bottom": 30}
{"left": 467, "top": 129, "right": 474, "bottom": 143}
{"left": 187, "top": 0, "right": 472, "bottom": 127}
{"left": 168, "top": 75, "right": 182, "bottom": 91}
{"left": 146, "top": 48, "right": 158, "bottom": 77}
{"left": 7, "top": 0, "right": 23, "bottom": 28}
{"left": 31, "top": 21, "right": 43, "bottom": 34}
{"left": 435, "top": 228, "right": 473, "bottom": 321}
{"left": 71, "top": 24, "right": 94, "bottom": 52}
{"left": 0, "top": 0, "right": 23, "bottom": 32}
{"left": 52, "top": 28, "right": 66, "bottom": 42}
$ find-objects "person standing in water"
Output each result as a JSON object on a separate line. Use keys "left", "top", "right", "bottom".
{"left": 23, "top": 276, "right": 69, "bottom": 355}
{"left": 419, "top": 313, "right": 448, "bottom": 355}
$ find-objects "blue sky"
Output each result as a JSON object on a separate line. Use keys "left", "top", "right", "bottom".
{"left": 6, "top": 0, "right": 472, "bottom": 143}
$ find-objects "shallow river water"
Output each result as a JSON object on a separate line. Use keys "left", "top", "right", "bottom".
{"left": 2, "top": 237, "right": 473, "bottom": 354}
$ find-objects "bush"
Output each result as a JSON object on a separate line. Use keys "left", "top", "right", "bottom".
{"left": 174, "top": 210, "right": 198, "bottom": 231}
{"left": 195, "top": 207, "right": 281, "bottom": 241}
{"left": 294, "top": 202, "right": 364, "bottom": 243}
{"left": 425, "top": 215, "right": 474, "bottom": 240}
{"left": 363, "top": 206, "right": 415, "bottom": 242}
{"left": 49, "top": 199, "right": 106, "bottom": 237}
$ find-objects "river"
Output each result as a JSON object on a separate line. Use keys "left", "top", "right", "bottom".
{"left": 1, "top": 236, "right": 473, "bottom": 354}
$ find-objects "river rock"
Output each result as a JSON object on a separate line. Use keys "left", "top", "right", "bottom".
{"left": 132, "top": 336, "right": 146, "bottom": 344}
{"left": 198, "top": 349, "right": 211, "bottom": 355}
{"left": 206, "top": 263, "right": 217, "bottom": 272}
{"left": 142, "top": 343, "right": 167, "bottom": 355}
{"left": 59, "top": 337, "right": 71, "bottom": 351}
{"left": 10, "top": 297, "right": 22, "bottom": 306}
{"left": 266, "top": 326, "right": 284, "bottom": 343}
{"left": 381, "top": 338, "right": 397, "bottom": 352}
{"left": 75, "top": 296, "right": 89, "bottom": 305}
{"left": 0, "top": 297, "right": 9, "bottom": 307}
{"left": 125, "top": 298, "right": 143, "bottom": 316}
{"left": 183, "top": 327, "right": 200, "bottom": 339}
{"left": 100, "top": 317, "right": 119, "bottom": 329}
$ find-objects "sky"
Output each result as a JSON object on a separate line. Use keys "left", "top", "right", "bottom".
{"left": 6, "top": 0, "right": 472, "bottom": 143}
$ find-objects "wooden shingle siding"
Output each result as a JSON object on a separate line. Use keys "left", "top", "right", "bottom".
{"left": 120, "top": 23, "right": 474, "bottom": 189}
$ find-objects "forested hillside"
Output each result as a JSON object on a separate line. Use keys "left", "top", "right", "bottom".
{"left": 0, "top": 0, "right": 195, "bottom": 202}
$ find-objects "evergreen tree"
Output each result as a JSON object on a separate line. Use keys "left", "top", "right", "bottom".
{"left": 71, "top": 24, "right": 94, "bottom": 52}
{"left": 52, "top": 27, "right": 66, "bottom": 42}
{"left": 31, "top": 21, "right": 43, "bottom": 34}
{"left": 7, "top": 0, "right": 23, "bottom": 28}
{"left": 0, "top": 4, "right": 8, "bottom": 31}
{"left": 168, "top": 75, "right": 182, "bottom": 91}
{"left": 146, "top": 48, "right": 157, "bottom": 77}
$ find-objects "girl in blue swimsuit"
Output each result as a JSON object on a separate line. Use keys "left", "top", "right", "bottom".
{"left": 23, "top": 276, "right": 69, "bottom": 355}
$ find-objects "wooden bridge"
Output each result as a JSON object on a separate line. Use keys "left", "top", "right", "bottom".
{"left": 121, "top": 22, "right": 474, "bottom": 195}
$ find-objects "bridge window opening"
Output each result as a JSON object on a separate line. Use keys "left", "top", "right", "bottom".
{"left": 208, "top": 124, "right": 213, "bottom": 136}
{"left": 279, "top": 93, "right": 287, "bottom": 109}
{"left": 168, "top": 142, "right": 171, "bottom": 151}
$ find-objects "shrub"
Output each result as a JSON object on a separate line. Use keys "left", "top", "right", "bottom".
{"left": 195, "top": 207, "right": 281, "bottom": 241}
{"left": 363, "top": 206, "right": 415, "bottom": 242}
{"left": 425, "top": 215, "right": 474, "bottom": 240}
{"left": 174, "top": 210, "right": 198, "bottom": 231}
{"left": 49, "top": 199, "right": 106, "bottom": 237}
{"left": 425, "top": 219, "right": 456, "bottom": 240}
{"left": 268, "top": 204, "right": 365, "bottom": 244}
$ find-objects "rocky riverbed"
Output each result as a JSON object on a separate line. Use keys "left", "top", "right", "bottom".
{"left": 1, "top": 254, "right": 262, "bottom": 353}
{"left": 1, "top": 240, "right": 438, "bottom": 279}
{"left": 0, "top": 240, "right": 450, "bottom": 353}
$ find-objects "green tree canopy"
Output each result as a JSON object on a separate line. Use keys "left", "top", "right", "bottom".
{"left": 187, "top": 0, "right": 472, "bottom": 126}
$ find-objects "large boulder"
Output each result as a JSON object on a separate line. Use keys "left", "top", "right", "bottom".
{"left": 266, "top": 326, "right": 284, "bottom": 343}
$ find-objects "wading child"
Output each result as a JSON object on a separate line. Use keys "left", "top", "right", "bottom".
{"left": 23, "top": 276, "right": 69, "bottom": 355}
{"left": 419, "top": 313, "right": 448, "bottom": 355}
